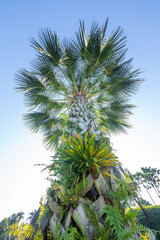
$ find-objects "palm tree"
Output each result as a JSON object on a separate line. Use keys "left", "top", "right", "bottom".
{"left": 16, "top": 19, "right": 141, "bottom": 150}
{"left": 132, "top": 171, "right": 156, "bottom": 205}
{"left": 27, "top": 210, "right": 37, "bottom": 223}
{"left": 141, "top": 167, "right": 160, "bottom": 197}
{"left": 16, "top": 20, "right": 143, "bottom": 239}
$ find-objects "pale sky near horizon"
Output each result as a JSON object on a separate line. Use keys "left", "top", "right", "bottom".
{"left": 0, "top": 0, "right": 160, "bottom": 221}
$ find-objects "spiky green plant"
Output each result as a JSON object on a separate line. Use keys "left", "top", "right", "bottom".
{"left": 51, "top": 132, "right": 118, "bottom": 187}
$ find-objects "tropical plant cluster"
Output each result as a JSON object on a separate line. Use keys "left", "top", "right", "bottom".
{"left": 1, "top": 166, "right": 159, "bottom": 240}
{"left": 3, "top": 174, "right": 149, "bottom": 240}
{"left": 5, "top": 136, "right": 150, "bottom": 240}
{"left": 46, "top": 134, "right": 138, "bottom": 239}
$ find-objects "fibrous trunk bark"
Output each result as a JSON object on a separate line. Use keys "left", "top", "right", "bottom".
{"left": 66, "top": 94, "right": 101, "bottom": 139}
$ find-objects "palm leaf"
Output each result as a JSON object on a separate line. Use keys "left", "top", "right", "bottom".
{"left": 43, "top": 128, "right": 63, "bottom": 150}
{"left": 23, "top": 112, "right": 50, "bottom": 133}
{"left": 16, "top": 69, "right": 45, "bottom": 92}
{"left": 30, "top": 28, "right": 62, "bottom": 66}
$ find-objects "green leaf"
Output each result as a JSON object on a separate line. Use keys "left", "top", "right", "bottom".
{"left": 95, "top": 164, "right": 100, "bottom": 173}
{"left": 83, "top": 154, "right": 88, "bottom": 160}
{"left": 93, "top": 158, "right": 98, "bottom": 162}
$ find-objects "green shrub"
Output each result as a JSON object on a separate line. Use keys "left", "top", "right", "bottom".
{"left": 131, "top": 205, "right": 160, "bottom": 239}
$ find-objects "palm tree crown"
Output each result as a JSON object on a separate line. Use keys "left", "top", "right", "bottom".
{"left": 16, "top": 19, "right": 142, "bottom": 149}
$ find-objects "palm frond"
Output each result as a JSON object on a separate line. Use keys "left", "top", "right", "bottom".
{"left": 15, "top": 69, "right": 45, "bottom": 93}
{"left": 73, "top": 20, "right": 88, "bottom": 60}
{"left": 30, "top": 58, "right": 69, "bottom": 93}
{"left": 30, "top": 28, "right": 62, "bottom": 66}
{"left": 109, "top": 98, "right": 135, "bottom": 115}
{"left": 101, "top": 18, "right": 109, "bottom": 43}
{"left": 99, "top": 61, "right": 142, "bottom": 97}
{"left": 99, "top": 110, "right": 131, "bottom": 134}
{"left": 44, "top": 128, "right": 63, "bottom": 150}
{"left": 23, "top": 112, "right": 50, "bottom": 133}
{"left": 86, "top": 21, "right": 101, "bottom": 60}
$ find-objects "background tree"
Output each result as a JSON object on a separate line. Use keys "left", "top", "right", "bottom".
{"left": 124, "top": 167, "right": 156, "bottom": 205}
{"left": 0, "top": 211, "right": 24, "bottom": 240}
{"left": 27, "top": 210, "right": 37, "bottom": 223}
{"left": 140, "top": 167, "right": 160, "bottom": 197}
{"left": 138, "top": 198, "right": 151, "bottom": 206}
{"left": 0, "top": 218, "right": 9, "bottom": 240}
{"left": 131, "top": 167, "right": 160, "bottom": 205}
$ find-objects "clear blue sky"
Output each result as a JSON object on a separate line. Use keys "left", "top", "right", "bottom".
{"left": 0, "top": 0, "right": 160, "bottom": 220}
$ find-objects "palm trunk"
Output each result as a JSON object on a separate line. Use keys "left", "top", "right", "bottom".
{"left": 151, "top": 182, "right": 160, "bottom": 198}
{"left": 142, "top": 183, "right": 156, "bottom": 205}
{"left": 134, "top": 198, "right": 150, "bottom": 222}
{"left": 148, "top": 176, "right": 160, "bottom": 196}
{"left": 154, "top": 183, "right": 160, "bottom": 195}
{"left": 67, "top": 94, "right": 101, "bottom": 139}
{"left": 137, "top": 190, "right": 143, "bottom": 199}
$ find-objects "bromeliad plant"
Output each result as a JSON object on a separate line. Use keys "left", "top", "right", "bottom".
{"left": 50, "top": 132, "right": 119, "bottom": 187}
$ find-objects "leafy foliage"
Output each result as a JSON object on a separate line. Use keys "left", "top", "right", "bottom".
{"left": 7, "top": 222, "right": 34, "bottom": 240}
{"left": 36, "top": 197, "right": 46, "bottom": 224}
{"left": 47, "top": 178, "right": 79, "bottom": 209}
{"left": 46, "top": 141, "right": 152, "bottom": 240}
{"left": 27, "top": 210, "right": 37, "bottom": 222}
{"left": 102, "top": 178, "right": 139, "bottom": 239}
{"left": 0, "top": 212, "right": 24, "bottom": 240}
{"left": 54, "top": 208, "right": 64, "bottom": 240}
{"left": 82, "top": 200, "right": 111, "bottom": 239}
{"left": 137, "top": 224, "right": 150, "bottom": 240}
{"left": 109, "top": 178, "right": 137, "bottom": 211}
{"left": 50, "top": 132, "right": 118, "bottom": 188}
{"left": 103, "top": 204, "right": 126, "bottom": 239}
{"left": 58, "top": 227, "right": 87, "bottom": 240}
{"left": 130, "top": 205, "right": 160, "bottom": 239}
{"left": 0, "top": 218, "right": 10, "bottom": 240}
{"left": 133, "top": 167, "right": 160, "bottom": 196}
{"left": 124, "top": 167, "right": 160, "bottom": 205}
{"left": 1, "top": 205, "right": 51, "bottom": 240}
{"left": 138, "top": 198, "right": 151, "bottom": 206}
